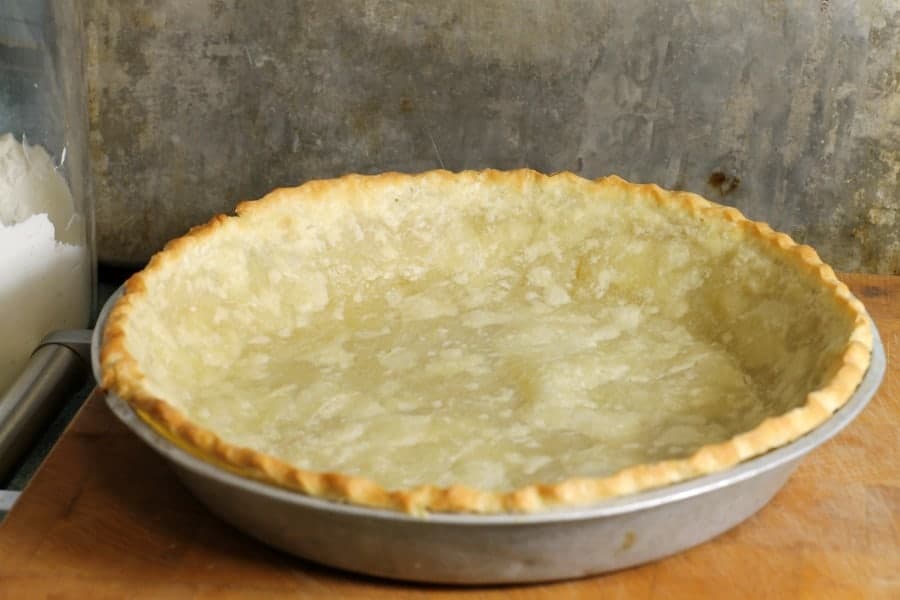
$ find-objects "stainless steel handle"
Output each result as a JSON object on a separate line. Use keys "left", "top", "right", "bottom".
{"left": 0, "top": 329, "right": 93, "bottom": 482}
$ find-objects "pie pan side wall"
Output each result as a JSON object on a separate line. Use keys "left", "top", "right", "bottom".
{"left": 92, "top": 302, "right": 886, "bottom": 582}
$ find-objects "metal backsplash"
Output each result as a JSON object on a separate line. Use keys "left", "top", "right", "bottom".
{"left": 85, "top": 1, "right": 899, "bottom": 273}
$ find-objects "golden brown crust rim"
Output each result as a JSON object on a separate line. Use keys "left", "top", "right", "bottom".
{"left": 99, "top": 170, "right": 874, "bottom": 515}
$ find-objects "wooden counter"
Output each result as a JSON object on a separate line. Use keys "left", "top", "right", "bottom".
{"left": 1, "top": 274, "right": 897, "bottom": 599}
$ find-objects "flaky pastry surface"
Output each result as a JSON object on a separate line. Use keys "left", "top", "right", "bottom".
{"left": 101, "top": 170, "right": 872, "bottom": 514}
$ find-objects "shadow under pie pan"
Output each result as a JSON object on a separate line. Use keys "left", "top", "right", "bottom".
{"left": 92, "top": 286, "right": 886, "bottom": 585}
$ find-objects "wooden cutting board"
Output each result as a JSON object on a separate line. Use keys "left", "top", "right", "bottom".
{"left": 1, "top": 273, "right": 897, "bottom": 599}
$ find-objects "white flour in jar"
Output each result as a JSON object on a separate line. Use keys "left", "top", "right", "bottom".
{"left": 0, "top": 133, "right": 90, "bottom": 394}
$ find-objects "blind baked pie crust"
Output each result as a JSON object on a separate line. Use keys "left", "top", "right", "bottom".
{"left": 100, "top": 170, "right": 872, "bottom": 515}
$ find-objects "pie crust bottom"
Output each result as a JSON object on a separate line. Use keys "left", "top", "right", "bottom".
{"left": 100, "top": 170, "right": 873, "bottom": 514}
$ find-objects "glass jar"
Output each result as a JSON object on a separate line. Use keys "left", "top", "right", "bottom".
{"left": 0, "top": 1, "right": 94, "bottom": 395}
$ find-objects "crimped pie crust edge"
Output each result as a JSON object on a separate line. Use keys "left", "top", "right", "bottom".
{"left": 99, "top": 170, "right": 873, "bottom": 515}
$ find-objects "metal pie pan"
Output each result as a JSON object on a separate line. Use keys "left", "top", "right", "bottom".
{"left": 91, "top": 288, "right": 886, "bottom": 584}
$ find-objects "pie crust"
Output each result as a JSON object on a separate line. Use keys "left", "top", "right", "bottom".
{"left": 100, "top": 170, "right": 873, "bottom": 515}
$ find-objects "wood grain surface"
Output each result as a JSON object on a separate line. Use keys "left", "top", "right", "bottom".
{"left": 0, "top": 274, "right": 897, "bottom": 599}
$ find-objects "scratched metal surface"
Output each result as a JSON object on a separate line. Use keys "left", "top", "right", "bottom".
{"left": 85, "top": 0, "right": 899, "bottom": 273}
